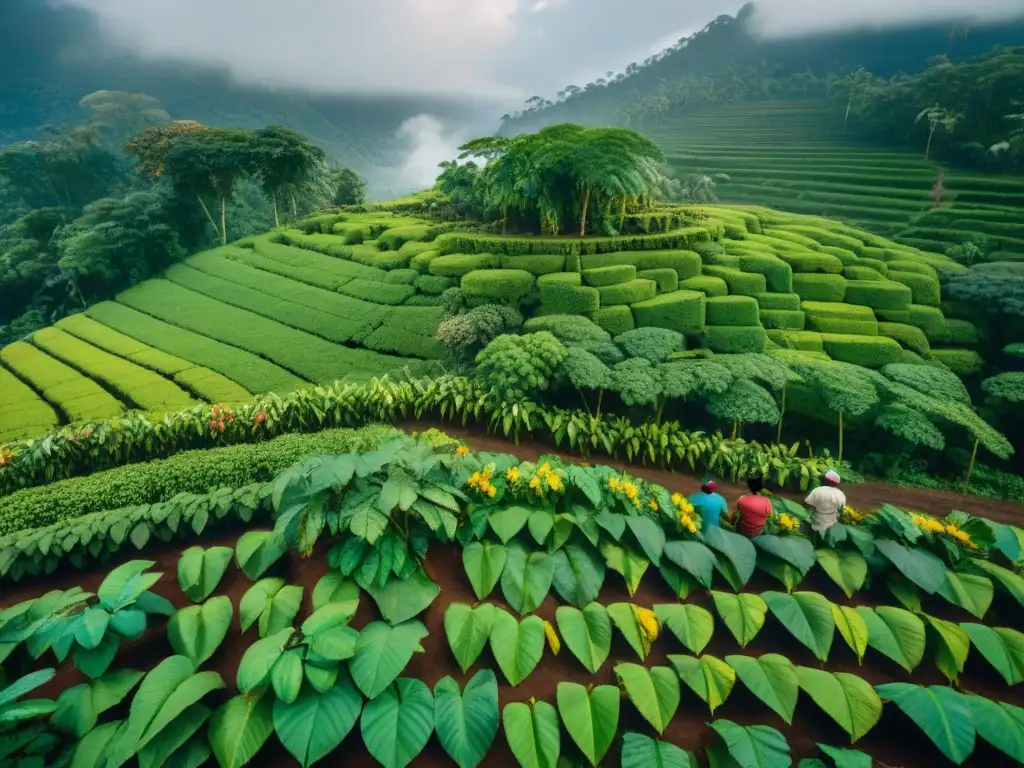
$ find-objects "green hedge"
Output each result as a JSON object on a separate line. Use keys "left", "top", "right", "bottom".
{"left": 887, "top": 260, "right": 938, "bottom": 278}
{"left": 250, "top": 240, "right": 386, "bottom": 284}
{"left": 598, "top": 279, "right": 658, "bottom": 306}
{"left": 429, "top": 253, "right": 501, "bottom": 277}
{"left": 0, "top": 367, "right": 59, "bottom": 444}
{"left": 736, "top": 254, "right": 793, "bottom": 293}
{"left": 820, "top": 334, "right": 903, "bottom": 368}
{"left": 762, "top": 228, "right": 824, "bottom": 251}
{"left": 933, "top": 349, "right": 986, "bottom": 376}
{"left": 858, "top": 257, "right": 888, "bottom": 275}
{"left": 537, "top": 272, "right": 581, "bottom": 287}
{"left": 807, "top": 316, "right": 879, "bottom": 336}
{"left": 907, "top": 305, "right": 948, "bottom": 341}
{"left": 679, "top": 276, "right": 729, "bottom": 297}
{"left": 594, "top": 305, "right": 635, "bottom": 335}
{"left": 702, "top": 265, "right": 767, "bottom": 296}
{"left": 433, "top": 227, "right": 712, "bottom": 256}
{"left": 539, "top": 282, "right": 601, "bottom": 314}
{"left": 461, "top": 269, "right": 535, "bottom": 302}
{"left": 414, "top": 274, "right": 456, "bottom": 295}
{"left": 943, "top": 319, "right": 980, "bottom": 345}
{"left": 775, "top": 252, "right": 845, "bottom": 274}
{"left": 792, "top": 273, "right": 847, "bottom": 302}
{"left": 800, "top": 301, "right": 876, "bottom": 321}
{"left": 0, "top": 425, "right": 394, "bottom": 536}
{"left": 582, "top": 250, "right": 702, "bottom": 279}
{"left": 767, "top": 330, "right": 824, "bottom": 352}
{"left": 755, "top": 293, "right": 801, "bottom": 311}
{"left": 583, "top": 264, "right": 637, "bottom": 287}
{"left": 636, "top": 268, "right": 679, "bottom": 293}
{"left": 706, "top": 325, "right": 768, "bottom": 354}
{"left": 759, "top": 309, "right": 806, "bottom": 330}
{"left": 862, "top": 247, "right": 888, "bottom": 262}
{"left": 383, "top": 268, "right": 419, "bottom": 285}
{"left": 338, "top": 278, "right": 415, "bottom": 306}
{"left": 705, "top": 296, "right": 761, "bottom": 326}
{"left": 888, "top": 271, "right": 941, "bottom": 307}
{"left": 842, "top": 281, "right": 912, "bottom": 311}
{"left": 377, "top": 224, "right": 435, "bottom": 250}
{"left": 878, "top": 322, "right": 931, "bottom": 357}
{"left": 361, "top": 325, "right": 443, "bottom": 359}
{"left": 296, "top": 213, "right": 343, "bottom": 234}
{"left": 843, "top": 266, "right": 885, "bottom": 281}
{"left": 411, "top": 250, "right": 442, "bottom": 273}
{"left": 776, "top": 225, "right": 866, "bottom": 256}
{"left": 819, "top": 246, "right": 860, "bottom": 266}
{"left": 500, "top": 253, "right": 567, "bottom": 275}
{"left": 631, "top": 290, "right": 706, "bottom": 334}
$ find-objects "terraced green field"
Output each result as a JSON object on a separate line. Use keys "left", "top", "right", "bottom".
{"left": 649, "top": 100, "right": 1024, "bottom": 259}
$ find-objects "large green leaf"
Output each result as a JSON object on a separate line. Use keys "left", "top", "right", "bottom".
{"left": 177, "top": 546, "right": 233, "bottom": 603}
{"left": 361, "top": 677, "right": 434, "bottom": 768}
{"left": 708, "top": 720, "right": 791, "bottom": 768}
{"left": 655, "top": 603, "right": 714, "bottom": 655}
{"left": 607, "top": 603, "right": 655, "bottom": 661}
{"left": 270, "top": 649, "right": 304, "bottom": 705}
{"left": 301, "top": 604, "right": 358, "bottom": 662}
{"left": 831, "top": 605, "right": 868, "bottom": 664}
{"left": 272, "top": 668, "right": 362, "bottom": 767}
{"left": 712, "top": 592, "right": 767, "bottom": 648}
{"left": 702, "top": 526, "right": 757, "bottom": 590}
{"left": 874, "top": 540, "right": 946, "bottom": 595}
{"left": 434, "top": 671, "right": 499, "bottom": 768}
{"left": 51, "top": 669, "right": 143, "bottom": 738}
{"left": 663, "top": 541, "right": 717, "bottom": 588}
{"left": 235, "top": 532, "right": 287, "bottom": 581}
{"left": 501, "top": 542, "right": 555, "bottom": 615}
{"left": 489, "top": 505, "right": 532, "bottom": 543}
{"left": 815, "top": 549, "right": 867, "bottom": 598}
{"left": 600, "top": 542, "right": 648, "bottom": 596}
{"left": 795, "top": 667, "right": 882, "bottom": 743}
{"left": 97, "top": 560, "right": 159, "bottom": 611}
{"left": 668, "top": 655, "right": 735, "bottom": 714}
{"left": 237, "top": 629, "right": 293, "bottom": 694}
{"left": 502, "top": 699, "right": 560, "bottom": 768}
{"left": 137, "top": 671, "right": 226, "bottom": 750}
{"left": 462, "top": 541, "right": 508, "bottom": 601}
{"left": 923, "top": 614, "right": 970, "bottom": 684}
{"left": 490, "top": 610, "right": 544, "bottom": 686}
{"left": 365, "top": 568, "right": 439, "bottom": 626}
{"left": 625, "top": 516, "right": 666, "bottom": 566}
{"left": 972, "top": 559, "right": 1024, "bottom": 609}
{"left": 725, "top": 654, "right": 798, "bottom": 725}
{"left": 349, "top": 620, "right": 428, "bottom": 699}
{"left": 614, "top": 663, "right": 680, "bottom": 735}
{"left": 71, "top": 720, "right": 120, "bottom": 768}
{"left": 961, "top": 623, "right": 1024, "bottom": 686}
{"left": 938, "top": 572, "right": 993, "bottom": 620}
{"left": 445, "top": 603, "right": 496, "bottom": 674}
{"left": 815, "top": 744, "right": 871, "bottom": 768}
{"left": 168, "top": 596, "right": 233, "bottom": 668}
{"left": 757, "top": 554, "right": 805, "bottom": 593}
{"left": 550, "top": 543, "right": 605, "bottom": 608}
{"left": 311, "top": 572, "right": 360, "bottom": 614}
{"left": 874, "top": 683, "right": 975, "bottom": 764}
{"left": 755, "top": 536, "right": 815, "bottom": 575}
{"left": 554, "top": 604, "right": 611, "bottom": 674}
{"left": 239, "top": 578, "right": 282, "bottom": 633}
{"left": 965, "top": 693, "right": 1024, "bottom": 763}
{"left": 620, "top": 732, "right": 697, "bottom": 768}
{"left": 137, "top": 706, "right": 210, "bottom": 768}
{"left": 854, "top": 606, "right": 925, "bottom": 673}
{"left": 556, "top": 682, "right": 619, "bottom": 766}
{"left": 763, "top": 591, "right": 835, "bottom": 662}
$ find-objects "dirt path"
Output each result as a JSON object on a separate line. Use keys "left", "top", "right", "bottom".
{"left": 398, "top": 421, "right": 1024, "bottom": 526}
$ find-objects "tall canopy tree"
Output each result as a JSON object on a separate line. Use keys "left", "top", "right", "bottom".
{"left": 250, "top": 126, "right": 326, "bottom": 227}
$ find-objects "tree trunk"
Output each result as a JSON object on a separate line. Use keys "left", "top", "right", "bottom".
{"left": 272, "top": 195, "right": 280, "bottom": 228}
{"left": 220, "top": 196, "right": 228, "bottom": 246}
{"left": 837, "top": 409, "right": 844, "bottom": 466}
{"left": 925, "top": 126, "right": 936, "bottom": 161}
{"left": 776, "top": 385, "right": 787, "bottom": 444}
{"left": 845, "top": 95, "right": 852, "bottom": 129}
{"left": 619, "top": 196, "right": 627, "bottom": 230}
{"left": 577, "top": 388, "right": 592, "bottom": 417}
{"left": 655, "top": 397, "right": 666, "bottom": 425}
{"left": 579, "top": 186, "right": 591, "bottom": 237}
{"left": 962, "top": 437, "right": 980, "bottom": 494}
{"left": 731, "top": 421, "right": 738, "bottom": 441}
{"left": 291, "top": 194, "right": 298, "bottom": 220}
{"left": 197, "top": 195, "right": 221, "bottom": 240}
{"left": 596, "top": 390, "right": 604, "bottom": 420}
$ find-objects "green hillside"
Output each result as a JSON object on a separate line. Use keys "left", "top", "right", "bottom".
{"left": 649, "top": 100, "right": 1024, "bottom": 258}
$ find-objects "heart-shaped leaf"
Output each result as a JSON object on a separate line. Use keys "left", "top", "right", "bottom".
{"left": 349, "top": 620, "right": 429, "bottom": 699}
{"left": 726, "top": 654, "right": 798, "bottom": 725}
{"left": 712, "top": 591, "right": 767, "bottom": 648}
{"left": 763, "top": 591, "right": 835, "bottom": 662}
{"left": 874, "top": 683, "right": 975, "bottom": 764}
{"left": 668, "top": 655, "right": 735, "bottom": 714}
{"left": 556, "top": 682, "right": 619, "bottom": 766}
{"left": 502, "top": 699, "right": 560, "bottom": 768}
{"left": 614, "top": 663, "right": 679, "bottom": 735}
{"left": 796, "top": 666, "right": 882, "bottom": 742}
{"left": 489, "top": 609, "right": 544, "bottom": 686}
{"left": 433, "top": 671, "right": 499, "bottom": 768}
{"left": 655, "top": 603, "right": 714, "bottom": 655}
{"left": 554, "top": 604, "right": 611, "bottom": 674}
{"left": 463, "top": 541, "right": 507, "bottom": 601}
{"left": 361, "top": 677, "right": 434, "bottom": 768}
{"left": 445, "top": 603, "right": 496, "bottom": 674}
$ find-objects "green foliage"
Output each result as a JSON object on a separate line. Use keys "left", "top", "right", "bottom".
{"left": 583, "top": 265, "right": 637, "bottom": 286}
{"left": 874, "top": 684, "right": 975, "bottom": 764}
{"left": 669, "top": 654, "right": 736, "bottom": 714}
{"left": 680, "top": 275, "right": 729, "bottom": 297}
{"left": 932, "top": 349, "right": 986, "bottom": 377}
{"left": 502, "top": 699, "right": 560, "bottom": 768}
{"left": 708, "top": 719, "right": 791, "bottom": 768}
{"left": 726, "top": 654, "right": 799, "bottom": 724}
{"left": 436, "top": 305, "right": 523, "bottom": 365}
{"left": 167, "top": 596, "right": 233, "bottom": 668}
{"left": 706, "top": 379, "right": 780, "bottom": 425}
{"left": 614, "top": 663, "right": 680, "bottom": 734}
{"left": 632, "top": 290, "right": 706, "bottom": 334}
{"left": 636, "top": 267, "right": 679, "bottom": 293}
{"left": 703, "top": 265, "right": 768, "bottom": 296}
{"left": 792, "top": 273, "right": 847, "bottom": 302}
{"left": 475, "top": 332, "right": 567, "bottom": 402}
{"left": 615, "top": 327, "right": 685, "bottom": 364}
{"left": 461, "top": 269, "right": 535, "bottom": 304}
{"left": 706, "top": 326, "right": 769, "bottom": 354}
{"left": 360, "top": 677, "right": 434, "bottom": 768}
{"left": 489, "top": 610, "right": 545, "bottom": 686}
{"left": 539, "top": 281, "right": 601, "bottom": 314}
{"left": 556, "top": 604, "right": 612, "bottom": 673}
{"left": 433, "top": 672, "right": 499, "bottom": 768}
{"left": 556, "top": 682, "right": 619, "bottom": 765}
{"left": 593, "top": 305, "right": 635, "bottom": 335}
{"left": 177, "top": 546, "right": 233, "bottom": 602}
{"left": 796, "top": 667, "right": 882, "bottom": 743}
{"left": 523, "top": 314, "right": 609, "bottom": 345}
{"left": 712, "top": 591, "right": 768, "bottom": 647}
{"left": 705, "top": 296, "right": 761, "bottom": 326}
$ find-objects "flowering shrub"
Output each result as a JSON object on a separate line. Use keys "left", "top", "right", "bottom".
{"left": 671, "top": 493, "right": 700, "bottom": 534}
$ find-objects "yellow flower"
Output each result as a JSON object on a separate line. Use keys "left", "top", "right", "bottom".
{"left": 953, "top": 529, "right": 971, "bottom": 544}
{"left": 687, "top": 521, "right": 698, "bottom": 534}
{"left": 506, "top": 466, "right": 521, "bottom": 484}
{"left": 538, "top": 462, "right": 552, "bottom": 475}
{"left": 456, "top": 445, "right": 470, "bottom": 457}
{"left": 634, "top": 606, "right": 660, "bottom": 642}
{"left": 529, "top": 475, "right": 541, "bottom": 490}
{"left": 608, "top": 478, "right": 620, "bottom": 491}
{"left": 548, "top": 474, "right": 563, "bottom": 492}
{"left": 623, "top": 482, "right": 638, "bottom": 501}
{"left": 671, "top": 492, "right": 684, "bottom": 507}
{"left": 487, "top": 486, "right": 496, "bottom": 498}
{"left": 649, "top": 498, "right": 659, "bottom": 512}
{"left": 544, "top": 620, "right": 560, "bottom": 655}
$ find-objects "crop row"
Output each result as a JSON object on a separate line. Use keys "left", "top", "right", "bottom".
{"left": 0, "top": 365, "right": 59, "bottom": 443}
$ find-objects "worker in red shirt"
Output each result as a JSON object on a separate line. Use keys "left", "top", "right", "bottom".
{"left": 734, "top": 474, "right": 773, "bottom": 538}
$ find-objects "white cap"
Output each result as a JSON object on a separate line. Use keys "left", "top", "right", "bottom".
{"left": 825, "top": 469, "right": 841, "bottom": 483}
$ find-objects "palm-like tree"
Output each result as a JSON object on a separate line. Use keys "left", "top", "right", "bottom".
{"left": 915, "top": 105, "right": 964, "bottom": 160}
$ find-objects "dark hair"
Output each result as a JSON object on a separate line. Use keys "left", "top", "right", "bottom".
{"left": 701, "top": 481, "right": 716, "bottom": 494}
{"left": 746, "top": 474, "right": 764, "bottom": 494}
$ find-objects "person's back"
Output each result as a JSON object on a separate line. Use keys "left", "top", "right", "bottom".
{"left": 806, "top": 469, "right": 846, "bottom": 533}
{"left": 735, "top": 475, "right": 772, "bottom": 538}
{"left": 688, "top": 481, "right": 727, "bottom": 530}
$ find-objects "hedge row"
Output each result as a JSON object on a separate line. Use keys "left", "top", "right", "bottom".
{"left": 582, "top": 264, "right": 636, "bottom": 286}
{"left": 433, "top": 226, "right": 714, "bottom": 256}
{"left": 539, "top": 281, "right": 600, "bottom": 314}
{"left": 800, "top": 301, "right": 875, "bottom": 321}
{"left": 943, "top": 319, "right": 980, "bottom": 345}
{"left": 0, "top": 425, "right": 395, "bottom": 535}
{"left": 735, "top": 254, "right": 793, "bottom": 293}
{"left": 636, "top": 268, "right": 678, "bottom": 293}
{"left": 807, "top": 315, "right": 879, "bottom": 336}
{"left": 774, "top": 251, "right": 845, "bottom": 275}
{"left": 705, "top": 296, "right": 760, "bottom": 326}
{"left": 253, "top": 240, "right": 387, "bottom": 283}
{"left": 32, "top": 327, "right": 198, "bottom": 412}
{"left": 843, "top": 281, "right": 912, "bottom": 311}
{"left": 0, "top": 366, "right": 59, "bottom": 443}
{"left": 702, "top": 265, "right": 767, "bottom": 296}
{"left": 759, "top": 309, "right": 806, "bottom": 330}
{"left": 429, "top": 252, "right": 501, "bottom": 277}
{"left": 932, "top": 349, "right": 986, "bottom": 377}
{"left": 755, "top": 293, "right": 801, "bottom": 311}
{"left": 878, "top": 322, "right": 931, "bottom": 357}
{"left": 679, "top": 276, "right": 728, "bottom": 297}
{"left": 791, "top": 273, "right": 847, "bottom": 302}
{"left": 820, "top": 334, "right": 903, "bottom": 368}
{"left": 85, "top": 302, "right": 305, "bottom": 395}
{"left": 843, "top": 266, "right": 885, "bottom": 282}
{"left": 593, "top": 305, "right": 635, "bottom": 335}
{"left": 0, "top": 341, "right": 124, "bottom": 423}
{"left": 582, "top": 249, "right": 702, "bottom": 279}
{"left": 768, "top": 329, "right": 824, "bottom": 352}
{"left": 461, "top": 269, "right": 535, "bottom": 302}
{"left": 706, "top": 325, "right": 768, "bottom": 353}
{"left": 500, "top": 253, "right": 567, "bottom": 275}
{"left": 761, "top": 228, "right": 824, "bottom": 251}
{"left": 631, "top": 290, "right": 706, "bottom": 333}
{"left": 338, "top": 277, "right": 415, "bottom": 306}
{"left": 598, "top": 278, "right": 658, "bottom": 306}
{"left": 888, "top": 270, "right": 941, "bottom": 307}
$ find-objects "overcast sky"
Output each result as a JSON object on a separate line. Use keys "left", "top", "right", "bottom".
{"left": 55, "top": 0, "right": 1024, "bottom": 101}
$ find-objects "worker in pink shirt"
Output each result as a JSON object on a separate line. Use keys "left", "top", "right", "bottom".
{"left": 734, "top": 474, "right": 773, "bottom": 538}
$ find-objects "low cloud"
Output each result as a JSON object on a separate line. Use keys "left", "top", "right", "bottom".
{"left": 370, "top": 114, "right": 476, "bottom": 198}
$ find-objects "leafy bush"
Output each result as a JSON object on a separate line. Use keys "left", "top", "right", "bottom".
{"left": 932, "top": 349, "right": 986, "bottom": 377}
{"left": 702, "top": 266, "right": 767, "bottom": 296}
{"left": 882, "top": 363, "right": 971, "bottom": 404}
{"left": 475, "top": 332, "right": 567, "bottom": 402}
{"left": 338, "top": 278, "right": 415, "bottom": 306}
{"left": 706, "top": 326, "right": 768, "bottom": 354}
{"left": 582, "top": 265, "right": 637, "bottom": 286}
{"left": 436, "top": 305, "right": 524, "bottom": 364}
{"left": 499, "top": 253, "right": 567, "bottom": 275}
{"left": 820, "top": 335, "right": 903, "bottom": 368}
{"left": 0, "top": 367, "right": 58, "bottom": 443}
{"left": 614, "top": 327, "right": 685, "bottom": 364}
{"left": 679, "top": 276, "right": 729, "bottom": 297}
{"left": 889, "top": 271, "right": 941, "bottom": 307}
{"left": 792, "top": 274, "right": 847, "bottom": 302}
{"left": 583, "top": 250, "right": 702, "bottom": 278}
{"left": 858, "top": 257, "right": 888, "bottom": 275}
{"left": 537, "top": 272, "right": 582, "bottom": 287}
{"left": 776, "top": 225, "right": 866, "bottom": 257}
{"left": 807, "top": 316, "right": 879, "bottom": 336}
{"left": 410, "top": 249, "right": 441, "bottom": 273}
{"left": 844, "top": 266, "right": 886, "bottom": 281}
{"left": 383, "top": 268, "right": 419, "bottom": 285}
{"left": 414, "top": 274, "right": 457, "bottom": 295}
{"left": 705, "top": 297, "right": 760, "bottom": 327}
{"left": 429, "top": 253, "right": 501, "bottom": 277}
{"left": 843, "top": 281, "right": 913, "bottom": 310}
{"left": 767, "top": 329, "right": 824, "bottom": 351}
{"left": 434, "top": 227, "right": 712, "bottom": 256}
{"left": 907, "top": 305, "right": 949, "bottom": 341}
{"left": 775, "top": 252, "right": 845, "bottom": 274}
{"left": 598, "top": 279, "right": 658, "bottom": 306}
{"left": 593, "top": 306, "right": 635, "bottom": 336}
{"left": 736, "top": 255, "right": 793, "bottom": 293}
{"left": 632, "top": 291, "right": 706, "bottom": 334}
{"left": 878, "top": 323, "right": 931, "bottom": 356}
{"left": 942, "top": 319, "right": 979, "bottom": 345}
{"left": 636, "top": 268, "right": 679, "bottom": 293}
{"left": 539, "top": 282, "right": 600, "bottom": 314}
{"left": 461, "top": 270, "right": 535, "bottom": 303}
{"left": 760, "top": 310, "right": 806, "bottom": 330}
{"left": 522, "top": 315, "right": 609, "bottom": 344}
{"left": 819, "top": 246, "right": 860, "bottom": 265}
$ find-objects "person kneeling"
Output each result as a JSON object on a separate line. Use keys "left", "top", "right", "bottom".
{"left": 734, "top": 474, "right": 772, "bottom": 538}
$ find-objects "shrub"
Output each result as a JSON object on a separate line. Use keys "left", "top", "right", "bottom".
{"left": 843, "top": 266, "right": 885, "bottom": 281}
{"left": 383, "top": 268, "right": 419, "bottom": 285}
{"left": 932, "top": 349, "right": 986, "bottom": 376}
{"left": 429, "top": 253, "right": 501, "bottom": 277}
{"left": 474, "top": 332, "right": 567, "bottom": 401}
{"left": 820, "top": 334, "right": 903, "bottom": 368}
{"left": 377, "top": 224, "right": 434, "bottom": 250}
{"left": 878, "top": 323, "right": 931, "bottom": 356}
{"left": 763, "top": 228, "right": 823, "bottom": 251}
{"left": 858, "top": 257, "right": 888, "bottom": 275}
{"left": 705, "top": 296, "right": 760, "bottom": 326}
{"left": 436, "top": 304, "right": 523, "bottom": 363}
{"left": 296, "top": 213, "right": 342, "bottom": 234}
{"left": 907, "top": 305, "right": 948, "bottom": 340}
{"left": 338, "top": 278, "right": 414, "bottom": 306}
{"left": 800, "top": 301, "right": 875, "bottom": 321}
{"left": 583, "top": 264, "right": 637, "bottom": 287}
{"left": 843, "top": 281, "right": 912, "bottom": 310}
{"left": 614, "top": 327, "right": 685, "bottom": 363}
{"left": 414, "top": 274, "right": 456, "bottom": 295}
{"left": 539, "top": 282, "right": 600, "bottom": 314}
{"left": 942, "top": 319, "right": 980, "bottom": 345}
{"left": 887, "top": 260, "right": 938, "bottom": 278}
{"left": 410, "top": 249, "right": 441, "bottom": 274}
{"left": 755, "top": 293, "right": 801, "bottom": 311}
{"left": 792, "top": 273, "right": 847, "bottom": 302}
{"left": 888, "top": 271, "right": 941, "bottom": 307}
{"left": 598, "top": 279, "right": 658, "bottom": 306}
{"left": 499, "top": 253, "right": 566, "bottom": 275}
{"left": 523, "top": 315, "right": 609, "bottom": 344}
{"left": 361, "top": 325, "right": 444, "bottom": 359}
{"left": 565, "top": 252, "right": 582, "bottom": 272}
{"left": 593, "top": 305, "right": 635, "bottom": 335}
{"left": 636, "top": 268, "right": 679, "bottom": 293}
{"left": 434, "top": 227, "right": 713, "bottom": 256}
{"left": 702, "top": 265, "right": 767, "bottom": 296}
{"left": 582, "top": 249, "right": 702, "bottom": 279}
{"left": 679, "top": 276, "right": 729, "bottom": 297}
{"left": 631, "top": 290, "right": 706, "bottom": 334}
{"left": 774, "top": 252, "right": 845, "bottom": 274}
{"left": 0, "top": 367, "right": 58, "bottom": 444}
{"left": 777, "top": 225, "right": 865, "bottom": 256}
{"left": 705, "top": 326, "right": 768, "bottom": 354}
{"left": 461, "top": 269, "right": 535, "bottom": 303}
{"left": 760, "top": 310, "right": 806, "bottom": 330}
{"left": 818, "top": 246, "right": 860, "bottom": 266}
{"left": 538, "top": 271, "right": 581, "bottom": 287}
{"left": 767, "top": 329, "right": 824, "bottom": 351}
{"left": 736, "top": 254, "right": 793, "bottom": 293}
{"left": 882, "top": 362, "right": 971, "bottom": 404}
{"left": 807, "top": 315, "right": 879, "bottom": 336}
{"left": 862, "top": 247, "right": 887, "bottom": 262}
{"left": 403, "top": 294, "right": 444, "bottom": 307}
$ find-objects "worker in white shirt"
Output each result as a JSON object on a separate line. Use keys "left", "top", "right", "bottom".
{"left": 805, "top": 469, "right": 846, "bottom": 533}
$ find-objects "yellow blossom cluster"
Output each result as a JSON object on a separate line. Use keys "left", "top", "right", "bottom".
{"left": 841, "top": 506, "right": 868, "bottom": 525}
{"left": 912, "top": 514, "right": 946, "bottom": 534}
{"left": 671, "top": 493, "right": 700, "bottom": 534}
{"left": 609, "top": 476, "right": 641, "bottom": 508}
{"left": 506, "top": 466, "right": 521, "bottom": 484}
{"left": 776, "top": 513, "right": 800, "bottom": 532}
{"left": 455, "top": 445, "right": 471, "bottom": 457}
{"left": 912, "top": 514, "right": 978, "bottom": 549}
{"left": 543, "top": 620, "right": 560, "bottom": 655}
{"left": 467, "top": 465, "right": 497, "bottom": 498}
{"left": 633, "top": 606, "right": 660, "bottom": 642}
{"left": 527, "top": 462, "right": 563, "bottom": 496}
